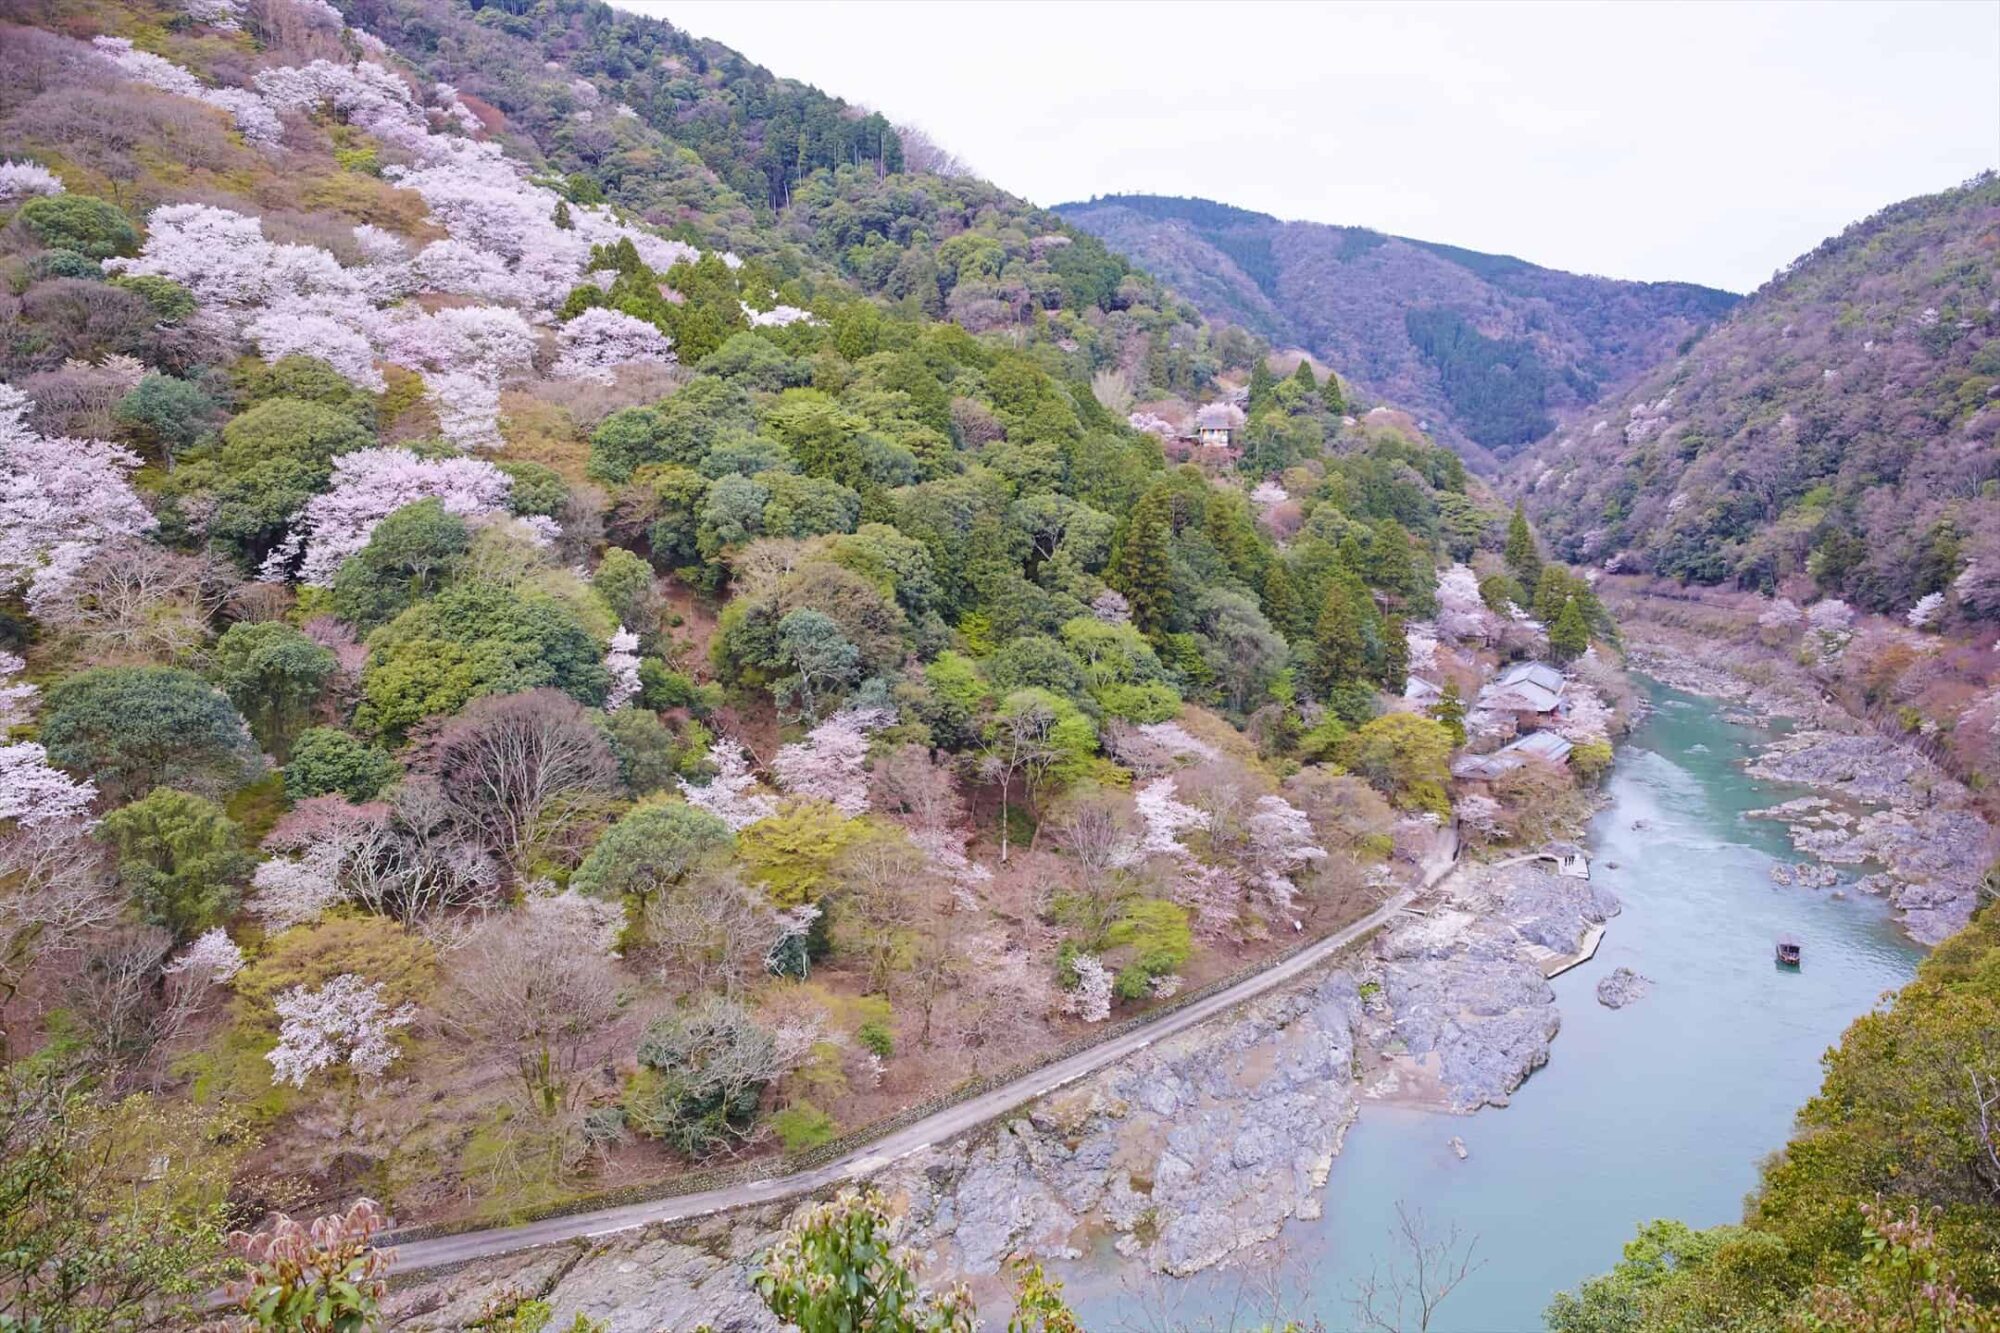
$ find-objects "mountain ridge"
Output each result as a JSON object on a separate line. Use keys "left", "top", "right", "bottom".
{"left": 1056, "top": 192, "right": 1740, "bottom": 466}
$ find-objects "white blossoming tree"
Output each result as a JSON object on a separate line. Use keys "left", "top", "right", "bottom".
{"left": 266, "top": 973, "right": 415, "bottom": 1088}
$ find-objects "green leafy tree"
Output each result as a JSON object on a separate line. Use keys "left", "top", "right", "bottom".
{"left": 773, "top": 608, "right": 861, "bottom": 719}
{"left": 331, "top": 499, "right": 472, "bottom": 629}
{"left": 40, "top": 666, "right": 257, "bottom": 802}
{"left": 1338, "top": 713, "right": 1454, "bottom": 814}
{"left": 740, "top": 801, "right": 864, "bottom": 909}
{"left": 170, "top": 399, "right": 374, "bottom": 567}
{"left": 1247, "top": 358, "right": 1278, "bottom": 419}
{"left": 1290, "top": 360, "right": 1318, "bottom": 393}
{"left": 98, "top": 788, "right": 250, "bottom": 940}
{"left": 1307, "top": 566, "right": 1373, "bottom": 697}
{"left": 573, "top": 799, "right": 733, "bottom": 912}
{"left": 284, "top": 727, "right": 398, "bottom": 802}
{"left": 207, "top": 621, "right": 337, "bottom": 757}
{"left": 0, "top": 1071, "right": 242, "bottom": 1332}
{"left": 1429, "top": 679, "right": 1468, "bottom": 747}
{"left": 1105, "top": 898, "right": 1193, "bottom": 999}
{"left": 624, "top": 996, "right": 783, "bottom": 1154}
{"left": 755, "top": 1189, "right": 975, "bottom": 1333}
{"left": 115, "top": 374, "right": 214, "bottom": 466}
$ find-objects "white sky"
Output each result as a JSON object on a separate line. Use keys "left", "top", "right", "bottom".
{"left": 611, "top": 0, "right": 2000, "bottom": 293}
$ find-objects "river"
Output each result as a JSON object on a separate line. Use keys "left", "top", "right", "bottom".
{"left": 1071, "top": 680, "right": 1924, "bottom": 1331}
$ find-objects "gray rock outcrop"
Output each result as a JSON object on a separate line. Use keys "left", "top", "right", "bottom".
{"left": 1595, "top": 967, "right": 1651, "bottom": 1008}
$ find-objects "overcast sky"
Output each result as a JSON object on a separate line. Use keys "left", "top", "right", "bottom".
{"left": 613, "top": 1, "right": 1999, "bottom": 293}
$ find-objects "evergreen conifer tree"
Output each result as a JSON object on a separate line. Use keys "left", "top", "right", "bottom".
{"left": 1505, "top": 500, "right": 1542, "bottom": 589}
{"left": 1550, "top": 597, "right": 1590, "bottom": 664}
{"left": 1430, "top": 678, "right": 1468, "bottom": 746}
{"left": 1111, "top": 487, "right": 1176, "bottom": 638}
{"left": 1291, "top": 360, "right": 1317, "bottom": 393}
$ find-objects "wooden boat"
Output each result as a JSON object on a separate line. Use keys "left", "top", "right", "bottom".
{"left": 1775, "top": 935, "right": 1802, "bottom": 967}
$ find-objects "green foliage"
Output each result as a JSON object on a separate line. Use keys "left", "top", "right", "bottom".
{"left": 624, "top": 996, "right": 775, "bottom": 1155}
{"left": 207, "top": 621, "right": 337, "bottom": 757}
{"left": 1338, "top": 713, "right": 1454, "bottom": 814}
{"left": 358, "top": 582, "right": 610, "bottom": 734}
{"left": 496, "top": 460, "right": 569, "bottom": 519}
{"left": 116, "top": 374, "right": 214, "bottom": 461}
{"left": 170, "top": 398, "right": 375, "bottom": 567}
{"left": 98, "top": 788, "right": 250, "bottom": 940}
{"left": 1428, "top": 678, "right": 1468, "bottom": 746}
{"left": 739, "top": 802, "right": 863, "bottom": 909}
{"left": 856, "top": 1019, "right": 894, "bottom": 1058}
{"left": 1557, "top": 901, "right": 2000, "bottom": 1328}
{"left": 1504, "top": 500, "right": 1542, "bottom": 589}
{"left": 1550, "top": 597, "right": 1591, "bottom": 664}
{"left": 283, "top": 727, "right": 397, "bottom": 802}
{"left": 16, "top": 194, "right": 138, "bottom": 259}
{"left": 331, "top": 499, "right": 473, "bottom": 629}
{"left": 572, "top": 799, "right": 732, "bottom": 909}
{"left": 770, "top": 1101, "right": 836, "bottom": 1152}
{"left": 755, "top": 1190, "right": 974, "bottom": 1333}
{"left": 1405, "top": 307, "right": 1555, "bottom": 449}
{"left": 0, "top": 1071, "right": 241, "bottom": 1333}
{"left": 1109, "top": 486, "right": 1176, "bottom": 638}
{"left": 41, "top": 666, "right": 257, "bottom": 803}
{"left": 1104, "top": 898, "right": 1192, "bottom": 998}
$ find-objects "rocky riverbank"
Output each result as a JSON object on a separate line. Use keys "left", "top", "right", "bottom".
{"left": 1623, "top": 642, "right": 1993, "bottom": 945}
{"left": 380, "top": 851, "right": 1619, "bottom": 1328}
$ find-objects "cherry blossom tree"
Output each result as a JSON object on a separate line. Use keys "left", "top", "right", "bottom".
{"left": 1, "top": 385, "right": 155, "bottom": 612}
{"left": 1244, "top": 794, "right": 1327, "bottom": 917}
{"left": 0, "top": 743, "right": 98, "bottom": 828}
{"left": 164, "top": 926, "right": 246, "bottom": 985}
{"left": 552, "top": 308, "right": 676, "bottom": 384}
{"left": 262, "top": 447, "right": 514, "bottom": 585}
{"left": 679, "top": 740, "right": 779, "bottom": 831}
{"left": 92, "top": 37, "right": 284, "bottom": 144}
{"left": 1908, "top": 592, "right": 1945, "bottom": 630}
{"left": 0, "top": 160, "right": 63, "bottom": 202}
{"left": 603, "top": 628, "right": 642, "bottom": 711}
{"left": 771, "top": 706, "right": 892, "bottom": 816}
{"left": 0, "top": 653, "right": 35, "bottom": 731}
{"left": 1062, "top": 954, "right": 1114, "bottom": 1023}
{"left": 1133, "top": 776, "right": 1209, "bottom": 856}
{"left": 266, "top": 973, "right": 414, "bottom": 1087}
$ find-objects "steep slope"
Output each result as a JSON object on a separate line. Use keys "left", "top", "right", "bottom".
{"left": 1058, "top": 194, "right": 1739, "bottom": 463}
{"left": 1518, "top": 173, "right": 2000, "bottom": 617}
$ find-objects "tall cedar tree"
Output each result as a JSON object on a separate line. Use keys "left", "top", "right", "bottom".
{"left": 1505, "top": 500, "right": 1542, "bottom": 589}
{"left": 1247, "top": 359, "right": 1277, "bottom": 419}
{"left": 1430, "top": 678, "right": 1468, "bottom": 745}
{"left": 1290, "top": 360, "right": 1316, "bottom": 393}
{"left": 1549, "top": 597, "right": 1591, "bottom": 664}
{"left": 1261, "top": 561, "right": 1302, "bottom": 641}
{"left": 1307, "top": 565, "right": 1372, "bottom": 697}
{"left": 1111, "top": 487, "right": 1176, "bottom": 638}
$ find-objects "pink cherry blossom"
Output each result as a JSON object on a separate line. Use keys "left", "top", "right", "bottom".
{"left": 552, "top": 308, "right": 676, "bottom": 384}
{"left": 603, "top": 627, "right": 642, "bottom": 710}
{"left": 0, "top": 160, "right": 63, "bottom": 202}
{"left": 0, "top": 742, "right": 98, "bottom": 828}
{"left": 262, "top": 446, "right": 514, "bottom": 585}
{"left": 266, "top": 973, "right": 415, "bottom": 1087}
{"left": 0, "top": 384, "right": 155, "bottom": 611}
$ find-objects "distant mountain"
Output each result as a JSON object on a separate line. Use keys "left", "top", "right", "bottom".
{"left": 1516, "top": 174, "right": 2000, "bottom": 615}
{"left": 1056, "top": 194, "right": 1739, "bottom": 465}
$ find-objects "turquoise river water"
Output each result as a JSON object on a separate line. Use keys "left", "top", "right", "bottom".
{"left": 1071, "top": 681, "right": 1924, "bottom": 1331}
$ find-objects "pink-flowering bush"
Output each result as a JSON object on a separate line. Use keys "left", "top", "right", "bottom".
{"left": 266, "top": 973, "right": 415, "bottom": 1087}
{"left": 552, "top": 308, "right": 677, "bottom": 383}
{"left": 744, "top": 304, "right": 817, "bottom": 329}
{"left": 0, "top": 384, "right": 155, "bottom": 611}
{"left": 262, "top": 447, "right": 514, "bottom": 585}
{"left": 1907, "top": 591, "right": 1945, "bottom": 630}
{"left": 603, "top": 627, "right": 642, "bottom": 710}
{"left": 0, "top": 160, "right": 63, "bottom": 202}
{"left": 679, "top": 740, "right": 778, "bottom": 831}
{"left": 0, "top": 742, "right": 99, "bottom": 827}
{"left": 92, "top": 37, "right": 283, "bottom": 144}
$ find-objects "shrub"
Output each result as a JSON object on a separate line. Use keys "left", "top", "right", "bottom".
{"left": 739, "top": 801, "right": 863, "bottom": 909}
{"left": 770, "top": 1101, "right": 836, "bottom": 1152}
{"left": 18, "top": 194, "right": 138, "bottom": 258}
{"left": 1337, "top": 712, "right": 1453, "bottom": 814}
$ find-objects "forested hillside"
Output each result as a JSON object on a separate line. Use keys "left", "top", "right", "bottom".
{"left": 1058, "top": 193, "right": 1738, "bottom": 463}
{"left": 1520, "top": 174, "right": 2000, "bottom": 619}
{"left": 0, "top": 0, "right": 1633, "bottom": 1321}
